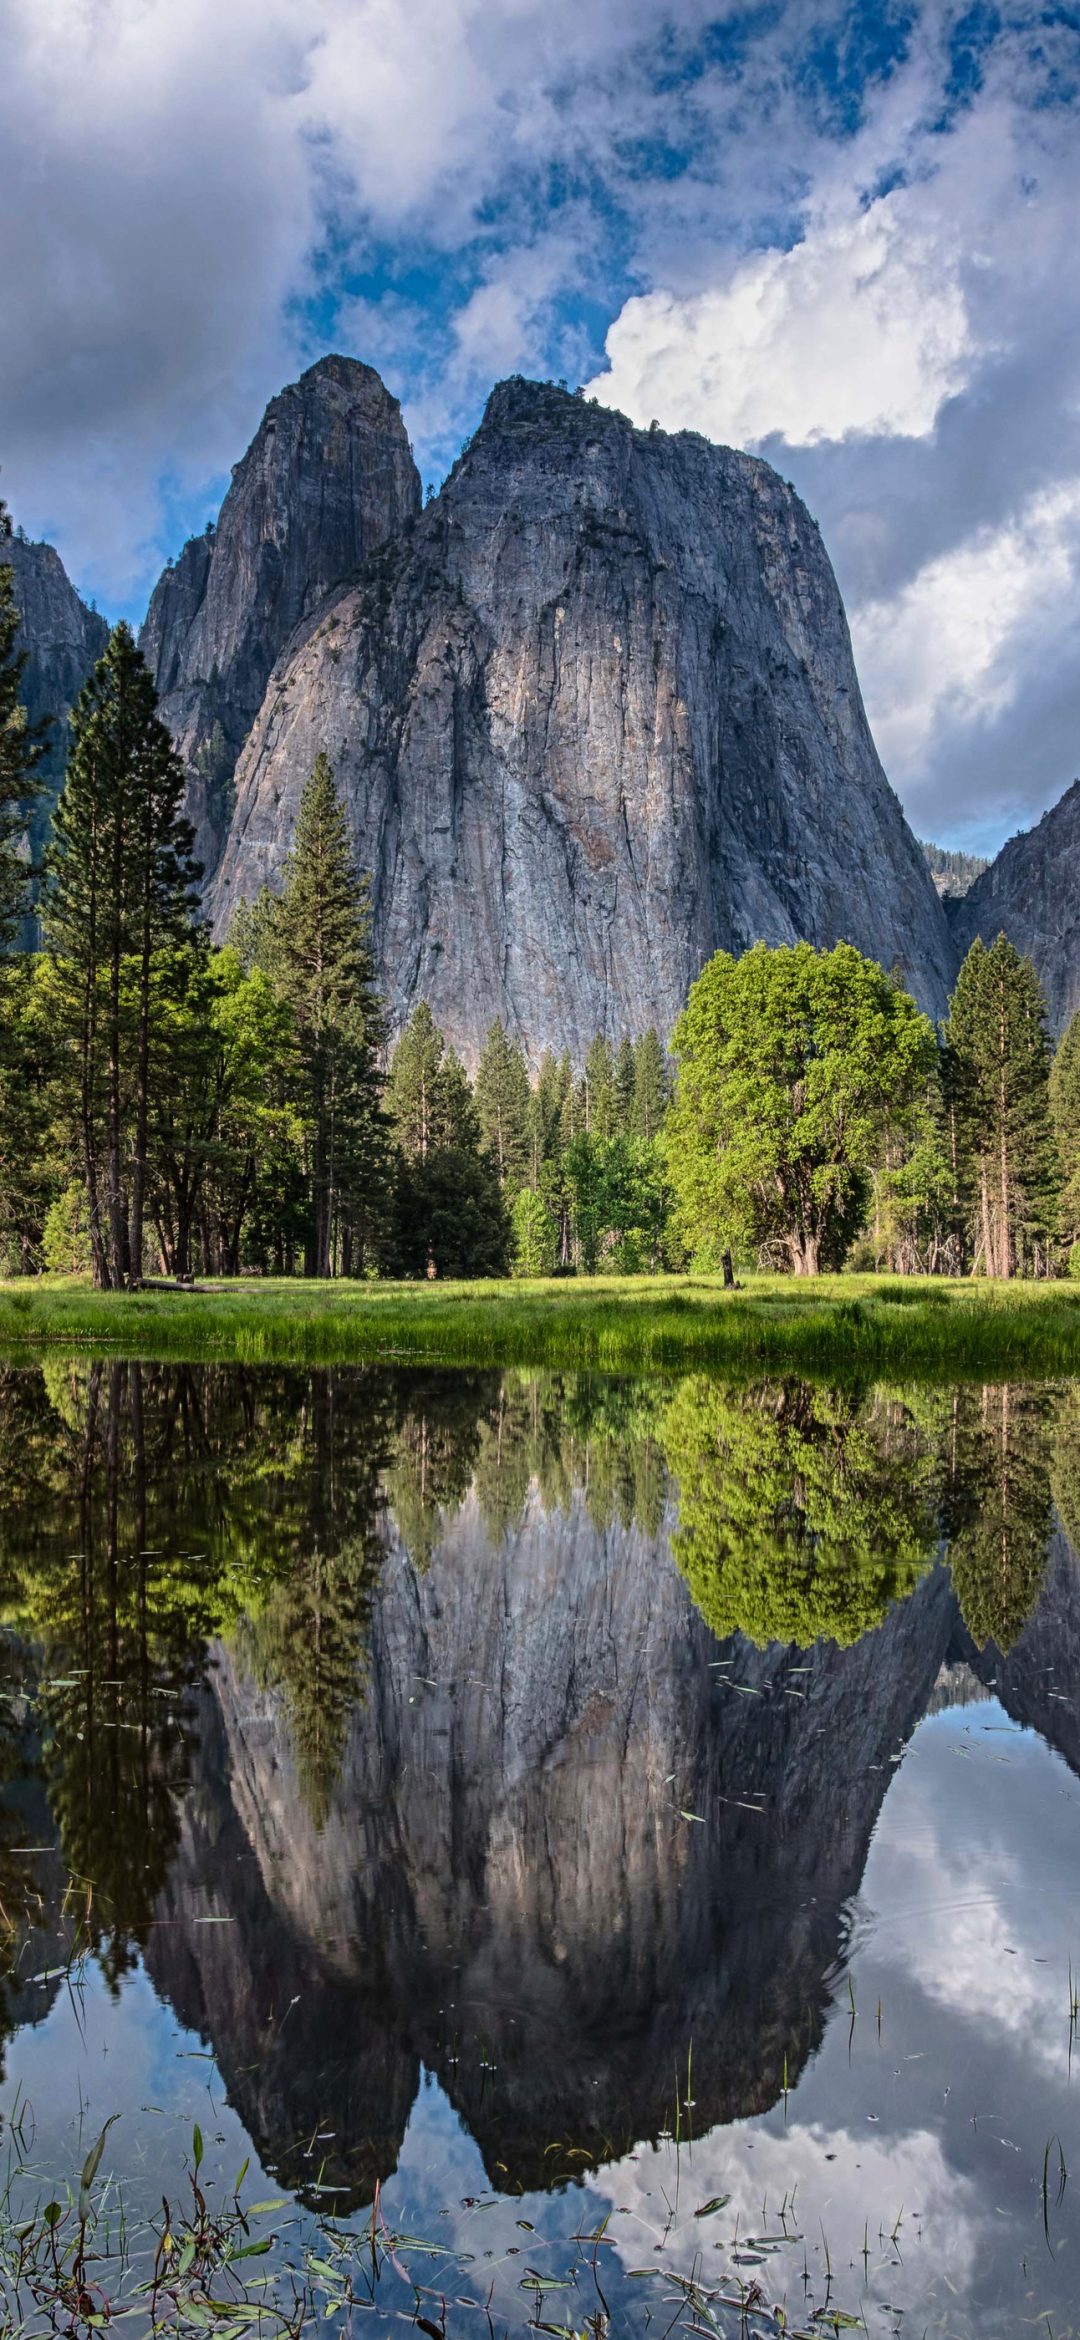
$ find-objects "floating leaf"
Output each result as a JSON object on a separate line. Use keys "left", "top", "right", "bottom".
{"left": 693, "top": 2195, "right": 731, "bottom": 2217}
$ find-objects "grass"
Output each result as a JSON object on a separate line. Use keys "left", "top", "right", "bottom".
{"left": 1, "top": 1269, "right": 1080, "bottom": 1377}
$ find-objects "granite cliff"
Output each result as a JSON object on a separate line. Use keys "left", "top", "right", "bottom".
{"left": 205, "top": 372, "right": 954, "bottom": 1061}
{"left": 139, "top": 357, "right": 421, "bottom": 881}
{"left": 2, "top": 535, "right": 109, "bottom": 903}
{"left": 949, "top": 779, "right": 1080, "bottom": 1035}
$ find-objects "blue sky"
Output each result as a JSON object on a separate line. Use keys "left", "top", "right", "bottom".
{"left": 2, "top": 0, "right": 1079, "bottom": 851}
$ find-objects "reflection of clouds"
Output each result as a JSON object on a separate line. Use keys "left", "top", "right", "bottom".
{"left": 586, "top": 2120, "right": 981, "bottom": 2321}
{"left": 863, "top": 1711, "right": 1080, "bottom": 2081}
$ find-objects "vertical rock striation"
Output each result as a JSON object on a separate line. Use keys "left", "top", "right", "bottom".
{"left": 139, "top": 356, "right": 422, "bottom": 881}
{"left": 211, "top": 376, "right": 954, "bottom": 1062}
{"left": 948, "top": 779, "right": 1080, "bottom": 1034}
{"left": 2, "top": 536, "right": 109, "bottom": 899}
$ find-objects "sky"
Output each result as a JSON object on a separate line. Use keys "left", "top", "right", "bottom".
{"left": 1, "top": 0, "right": 1078, "bottom": 853}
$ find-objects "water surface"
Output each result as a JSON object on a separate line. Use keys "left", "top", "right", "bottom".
{"left": 1, "top": 1361, "right": 1079, "bottom": 2336}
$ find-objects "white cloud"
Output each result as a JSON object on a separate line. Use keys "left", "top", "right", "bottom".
{"left": 587, "top": 33, "right": 1080, "bottom": 845}
{"left": 854, "top": 481, "right": 1080, "bottom": 833}
{"left": 588, "top": 184, "right": 975, "bottom": 446}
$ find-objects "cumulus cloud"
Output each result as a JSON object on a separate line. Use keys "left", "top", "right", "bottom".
{"left": 588, "top": 21, "right": 1080, "bottom": 847}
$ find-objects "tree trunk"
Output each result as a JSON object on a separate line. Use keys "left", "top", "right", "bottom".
{"left": 128, "top": 851, "right": 154, "bottom": 1284}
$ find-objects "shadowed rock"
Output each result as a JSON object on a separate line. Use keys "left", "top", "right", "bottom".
{"left": 949, "top": 779, "right": 1080, "bottom": 1034}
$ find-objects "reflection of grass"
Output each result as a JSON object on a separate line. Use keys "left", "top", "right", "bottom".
{"left": 3, "top": 1272, "right": 1080, "bottom": 1376}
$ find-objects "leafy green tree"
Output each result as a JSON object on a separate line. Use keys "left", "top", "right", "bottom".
{"left": 665, "top": 940, "right": 937, "bottom": 1274}
{"left": 663, "top": 1377, "right": 935, "bottom": 1646}
{"left": 254, "top": 756, "right": 385, "bottom": 1276}
{"left": 511, "top": 1183, "right": 558, "bottom": 1276}
{"left": 565, "top": 1131, "right": 671, "bottom": 1271}
{"left": 42, "top": 625, "right": 199, "bottom": 1286}
{"left": 0, "top": 499, "right": 49, "bottom": 953}
{"left": 945, "top": 935, "right": 1060, "bottom": 1278}
{"left": 475, "top": 1021, "right": 532, "bottom": 1194}
{"left": 1050, "top": 1004, "right": 1080, "bottom": 1253}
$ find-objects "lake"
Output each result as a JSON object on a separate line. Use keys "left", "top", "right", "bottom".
{"left": 0, "top": 1359, "right": 1078, "bottom": 2337}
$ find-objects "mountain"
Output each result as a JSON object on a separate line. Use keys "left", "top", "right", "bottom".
{"left": 2, "top": 534, "right": 109, "bottom": 906}
{"left": 139, "top": 356, "right": 422, "bottom": 883}
{"left": 948, "top": 779, "right": 1080, "bottom": 1035}
{"left": 207, "top": 372, "right": 954, "bottom": 1063}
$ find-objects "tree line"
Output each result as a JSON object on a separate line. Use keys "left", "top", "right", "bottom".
{"left": 2, "top": 533, "right": 1080, "bottom": 1284}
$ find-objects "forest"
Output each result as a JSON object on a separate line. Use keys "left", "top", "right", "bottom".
{"left": 2, "top": 532, "right": 1080, "bottom": 1288}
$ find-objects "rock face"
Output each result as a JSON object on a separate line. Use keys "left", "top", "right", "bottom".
{"left": 209, "top": 376, "right": 954, "bottom": 1063}
{"left": 949, "top": 780, "right": 1080, "bottom": 1035}
{"left": 139, "top": 357, "right": 422, "bottom": 883}
{"left": 3, "top": 536, "right": 109, "bottom": 903}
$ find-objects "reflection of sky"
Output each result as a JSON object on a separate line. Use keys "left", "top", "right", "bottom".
{"left": 585, "top": 1703, "right": 1080, "bottom": 2334}
{"left": 5, "top": 1701, "right": 1080, "bottom": 2335}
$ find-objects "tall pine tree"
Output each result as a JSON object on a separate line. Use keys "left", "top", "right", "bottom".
{"left": 257, "top": 756, "right": 385, "bottom": 1277}
{"left": 1050, "top": 1003, "right": 1080, "bottom": 1258}
{"left": 43, "top": 625, "right": 199, "bottom": 1287}
{"left": 945, "top": 935, "right": 1060, "bottom": 1277}
{"left": 475, "top": 1020, "right": 531, "bottom": 1193}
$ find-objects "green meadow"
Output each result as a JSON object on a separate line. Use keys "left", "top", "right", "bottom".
{"left": 2, "top": 1270, "right": 1080, "bottom": 1376}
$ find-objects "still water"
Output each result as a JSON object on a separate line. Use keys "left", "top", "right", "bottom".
{"left": 1, "top": 1360, "right": 1079, "bottom": 2336}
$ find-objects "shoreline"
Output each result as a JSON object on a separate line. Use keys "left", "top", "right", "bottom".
{"left": 2, "top": 1271, "right": 1080, "bottom": 1376}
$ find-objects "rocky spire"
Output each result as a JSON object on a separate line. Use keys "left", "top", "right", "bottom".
{"left": 140, "top": 355, "right": 422, "bottom": 884}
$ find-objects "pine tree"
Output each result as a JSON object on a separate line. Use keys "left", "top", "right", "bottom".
{"left": 386, "top": 1005, "right": 508, "bottom": 1275}
{"left": 945, "top": 935, "right": 1061, "bottom": 1277}
{"left": 43, "top": 625, "right": 199, "bottom": 1287}
{"left": 475, "top": 1021, "right": 531, "bottom": 1193}
{"left": 631, "top": 1029, "right": 670, "bottom": 1141}
{"left": 613, "top": 1036, "right": 635, "bottom": 1133}
{"left": 584, "top": 1034, "right": 616, "bottom": 1137}
{"left": 0, "top": 500, "right": 49, "bottom": 952}
{"left": 1050, "top": 1004, "right": 1080, "bottom": 1254}
{"left": 259, "top": 756, "right": 385, "bottom": 1276}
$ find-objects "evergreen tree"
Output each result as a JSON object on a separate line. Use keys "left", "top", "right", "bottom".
{"left": 385, "top": 1001, "right": 459, "bottom": 1160}
{"left": 256, "top": 756, "right": 385, "bottom": 1276}
{"left": 631, "top": 1029, "right": 670, "bottom": 1141}
{"left": 1050, "top": 1004, "right": 1080, "bottom": 1255}
{"left": 945, "top": 935, "right": 1061, "bottom": 1277}
{"left": 584, "top": 1034, "right": 616, "bottom": 1136}
{"left": 0, "top": 499, "right": 50, "bottom": 954}
{"left": 475, "top": 1021, "right": 531, "bottom": 1193}
{"left": 386, "top": 1005, "right": 508, "bottom": 1275}
{"left": 42, "top": 625, "right": 199, "bottom": 1287}
{"left": 613, "top": 1035, "right": 635, "bottom": 1132}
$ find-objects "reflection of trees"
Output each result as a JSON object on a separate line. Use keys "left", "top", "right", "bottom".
{"left": 938, "top": 1384, "right": 1055, "bottom": 1651}
{"left": 1051, "top": 1386, "right": 1080, "bottom": 1560}
{"left": 662, "top": 1378, "right": 936, "bottom": 1648}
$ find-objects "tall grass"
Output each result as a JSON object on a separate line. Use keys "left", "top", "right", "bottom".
{"left": 2, "top": 1271, "right": 1079, "bottom": 1376}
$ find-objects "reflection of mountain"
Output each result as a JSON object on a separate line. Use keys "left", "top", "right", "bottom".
{"left": 146, "top": 1491, "right": 957, "bottom": 2205}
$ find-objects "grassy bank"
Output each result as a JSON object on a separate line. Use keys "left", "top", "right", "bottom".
{"left": 1, "top": 1270, "right": 1080, "bottom": 1376}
